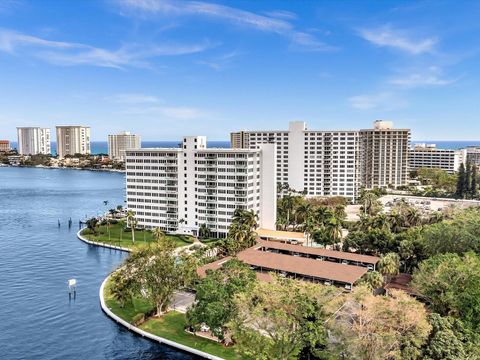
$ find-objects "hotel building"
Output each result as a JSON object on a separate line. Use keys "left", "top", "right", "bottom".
{"left": 466, "top": 147, "right": 480, "bottom": 167}
{"left": 108, "top": 131, "right": 141, "bottom": 161}
{"left": 56, "top": 126, "right": 90, "bottom": 158}
{"left": 16, "top": 127, "right": 51, "bottom": 155}
{"left": 359, "top": 121, "right": 410, "bottom": 189}
{"left": 125, "top": 136, "right": 277, "bottom": 238}
{"left": 0, "top": 140, "right": 11, "bottom": 152}
{"left": 409, "top": 144, "right": 467, "bottom": 173}
{"left": 231, "top": 120, "right": 410, "bottom": 199}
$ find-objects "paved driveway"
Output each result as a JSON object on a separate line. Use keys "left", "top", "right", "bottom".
{"left": 171, "top": 291, "right": 195, "bottom": 313}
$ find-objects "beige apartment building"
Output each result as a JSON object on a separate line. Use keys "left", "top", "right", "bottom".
{"left": 108, "top": 131, "right": 141, "bottom": 161}
{"left": 56, "top": 126, "right": 90, "bottom": 158}
{"left": 359, "top": 121, "right": 410, "bottom": 189}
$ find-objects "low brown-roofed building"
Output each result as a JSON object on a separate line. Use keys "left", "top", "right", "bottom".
{"left": 238, "top": 247, "right": 368, "bottom": 286}
{"left": 257, "top": 240, "right": 379, "bottom": 267}
{"left": 197, "top": 241, "right": 373, "bottom": 290}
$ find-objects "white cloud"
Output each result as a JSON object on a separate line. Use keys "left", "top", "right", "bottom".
{"left": 197, "top": 50, "right": 241, "bottom": 70}
{"left": 358, "top": 25, "right": 437, "bottom": 55}
{"left": 0, "top": 28, "right": 212, "bottom": 69}
{"left": 116, "top": 0, "right": 335, "bottom": 52}
{"left": 108, "top": 93, "right": 162, "bottom": 104}
{"left": 348, "top": 92, "right": 406, "bottom": 110}
{"left": 120, "top": 103, "right": 208, "bottom": 120}
{"left": 389, "top": 66, "right": 456, "bottom": 87}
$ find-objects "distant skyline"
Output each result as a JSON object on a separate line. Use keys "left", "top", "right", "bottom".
{"left": 1, "top": 0, "right": 480, "bottom": 140}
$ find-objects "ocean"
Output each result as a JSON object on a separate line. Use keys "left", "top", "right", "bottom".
{"left": 7, "top": 140, "right": 480, "bottom": 156}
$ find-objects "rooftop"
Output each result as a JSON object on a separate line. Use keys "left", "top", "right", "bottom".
{"left": 258, "top": 240, "right": 380, "bottom": 265}
{"left": 256, "top": 228, "right": 306, "bottom": 241}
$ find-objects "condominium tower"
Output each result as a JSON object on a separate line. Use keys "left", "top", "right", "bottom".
{"left": 0, "top": 140, "right": 10, "bottom": 152}
{"left": 16, "top": 127, "right": 51, "bottom": 155}
{"left": 108, "top": 131, "right": 141, "bottom": 161}
{"left": 55, "top": 126, "right": 90, "bottom": 158}
{"left": 231, "top": 120, "right": 410, "bottom": 199}
{"left": 359, "top": 121, "right": 410, "bottom": 189}
{"left": 409, "top": 144, "right": 467, "bottom": 173}
{"left": 125, "top": 136, "right": 276, "bottom": 238}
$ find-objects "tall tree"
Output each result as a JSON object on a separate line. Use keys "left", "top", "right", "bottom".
{"left": 464, "top": 161, "right": 472, "bottom": 197}
{"left": 456, "top": 163, "right": 466, "bottom": 198}
{"left": 470, "top": 164, "right": 477, "bottom": 198}
{"left": 378, "top": 252, "right": 400, "bottom": 283}
{"left": 112, "top": 239, "right": 190, "bottom": 317}
{"left": 329, "top": 286, "right": 431, "bottom": 360}
{"left": 412, "top": 252, "right": 480, "bottom": 331}
{"left": 186, "top": 259, "right": 256, "bottom": 341}
{"left": 126, "top": 210, "right": 137, "bottom": 243}
{"left": 231, "top": 277, "right": 327, "bottom": 360}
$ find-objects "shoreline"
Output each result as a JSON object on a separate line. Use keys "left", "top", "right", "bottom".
{"left": 99, "top": 275, "right": 224, "bottom": 360}
{"left": 77, "top": 229, "right": 131, "bottom": 252}
{"left": 1, "top": 164, "right": 125, "bottom": 173}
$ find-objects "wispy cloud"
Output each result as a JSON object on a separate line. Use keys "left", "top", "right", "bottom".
{"left": 348, "top": 91, "right": 406, "bottom": 111}
{"left": 0, "top": 0, "right": 22, "bottom": 13}
{"left": 358, "top": 25, "right": 437, "bottom": 55}
{"left": 122, "top": 105, "right": 207, "bottom": 120}
{"left": 107, "top": 93, "right": 162, "bottom": 104}
{"left": 389, "top": 66, "right": 456, "bottom": 87}
{"left": 116, "top": 0, "right": 335, "bottom": 52}
{"left": 196, "top": 50, "right": 241, "bottom": 70}
{"left": 0, "top": 28, "right": 212, "bottom": 69}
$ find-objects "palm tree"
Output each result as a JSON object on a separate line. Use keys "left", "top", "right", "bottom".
{"left": 378, "top": 252, "right": 400, "bottom": 283}
{"left": 296, "top": 203, "right": 312, "bottom": 231}
{"left": 325, "top": 216, "right": 342, "bottom": 246}
{"left": 361, "top": 191, "right": 379, "bottom": 216}
{"left": 315, "top": 206, "right": 332, "bottom": 227}
{"left": 372, "top": 214, "right": 390, "bottom": 231}
{"left": 361, "top": 271, "right": 384, "bottom": 290}
{"left": 126, "top": 210, "right": 137, "bottom": 243}
{"left": 152, "top": 227, "right": 165, "bottom": 243}
{"left": 405, "top": 207, "right": 421, "bottom": 227}
{"left": 198, "top": 223, "right": 210, "bottom": 239}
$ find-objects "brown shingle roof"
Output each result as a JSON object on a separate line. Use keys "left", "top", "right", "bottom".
{"left": 237, "top": 247, "right": 368, "bottom": 284}
{"left": 257, "top": 240, "right": 380, "bottom": 265}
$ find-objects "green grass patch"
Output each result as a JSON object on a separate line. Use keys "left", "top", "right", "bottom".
{"left": 81, "top": 222, "right": 194, "bottom": 250}
{"left": 104, "top": 277, "right": 239, "bottom": 359}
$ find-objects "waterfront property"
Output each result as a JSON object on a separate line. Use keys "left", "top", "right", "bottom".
{"left": 409, "top": 143, "right": 467, "bottom": 173}
{"left": 231, "top": 120, "right": 410, "bottom": 200}
{"left": 80, "top": 221, "right": 194, "bottom": 250}
{"left": 125, "top": 136, "right": 277, "bottom": 238}
{"left": 56, "top": 125, "right": 91, "bottom": 158}
{"left": 197, "top": 241, "right": 379, "bottom": 290}
{"left": 16, "top": 127, "right": 51, "bottom": 155}
{"left": 108, "top": 131, "right": 141, "bottom": 161}
{"left": 103, "top": 276, "right": 238, "bottom": 359}
{"left": 0, "top": 140, "right": 11, "bottom": 152}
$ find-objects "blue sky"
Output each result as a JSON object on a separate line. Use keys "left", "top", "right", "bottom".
{"left": 1, "top": 0, "right": 480, "bottom": 141}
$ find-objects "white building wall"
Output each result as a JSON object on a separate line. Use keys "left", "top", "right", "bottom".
{"left": 125, "top": 137, "right": 276, "bottom": 238}
{"left": 259, "top": 143, "right": 277, "bottom": 229}
{"left": 17, "top": 127, "right": 51, "bottom": 155}
{"left": 108, "top": 132, "right": 141, "bottom": 160}
{"left": 288, "top": 121, "right": 307, "bottom": 192}
{"left": 56, "top": 126, "right": 90, "bottom": 158}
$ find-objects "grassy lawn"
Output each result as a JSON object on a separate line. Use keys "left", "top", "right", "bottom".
{"left": 104, "top": 278, "right": 239, "bottom": 359}
{"left": 81, "top": 221, "right": 194, "bottom": 250}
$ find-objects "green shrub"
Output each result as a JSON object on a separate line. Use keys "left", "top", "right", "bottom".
{"left": 132, "top": 313, "right": 145, "bottom": 326}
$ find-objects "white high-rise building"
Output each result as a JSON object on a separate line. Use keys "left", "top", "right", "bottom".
{"left": 17, "top": 127, "right": 51, "bottom": 155}
{"left": 55, "top": 126, "right": 90, "bottom": 158}
{"left": 108, "top": 131, "right": 141, "bottom": 161}
{"left": 409, "top": 144, "right": 467, "bottom": 173}
{"left": 231, "top": 121, "right": 360, "bottom": 199}
{"left": 231, "top": 120, "right": 410, "bottom": 199}
{"left": 125, "top": 136, "right": 276, "bottom": 238}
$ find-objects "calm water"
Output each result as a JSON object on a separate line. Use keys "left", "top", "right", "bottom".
{"left": 0, "top": 167, "right": 194, "bottom": 360}
{"left": 9, "top": 141, "right": 231, "bottom": 155}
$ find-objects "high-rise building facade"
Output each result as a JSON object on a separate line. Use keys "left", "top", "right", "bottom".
{"left": 231, "top": 120, "right": 410, "bottom": 199}
{"left": 359, "top": 121, "right": 410, "bottom": 189}
{"left": 409, "top": 144, "right": 466, "bottom": 173}
{"left": 17, "top": 127, "right": 51, "bottom": 155}
{"left": 0, "top": 140, "right": 11, "bottom": 152}
{"left": 466, "top": 147, "right": 480, "bottom": 167}
{"left": 125, "top": 136, "right": 276, "bottom": 238}
{"left": 108, "top": 131, "right": 141, "bottom": 161}
{"left": 55, "top": 126, "right": 90, "bottom": 158}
